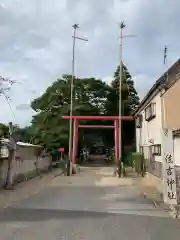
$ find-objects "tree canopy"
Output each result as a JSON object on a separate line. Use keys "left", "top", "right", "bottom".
{"left": 105, "top": 64, "right": 139, "bottom": 116}
{"left": 0, "top": 123, "right": 9, "bottom": 138}
{"left": 1, "top": 64, "right": 140, "bottom": 155}
{"left": 28, "top": 75, "right": 112, "bottom": 152}
{"left": 105, "top": 64, "right": 140, "bottom": 148}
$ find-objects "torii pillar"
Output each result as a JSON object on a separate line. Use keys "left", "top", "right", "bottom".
{"left": 62, "top": 116, "right": 133, "bottom": 165}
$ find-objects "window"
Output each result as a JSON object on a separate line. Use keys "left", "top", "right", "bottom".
{"left": 136, "top": 114, "right": 143, "bottom": 128}
{"left": 145, "top": 103, "right": 156, "bottom": 121}
{"left": 151, "top": 144, "right": 161, "bottom": 156}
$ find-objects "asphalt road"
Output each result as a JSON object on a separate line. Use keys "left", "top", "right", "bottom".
{"left": 0, "top": 167, "right": 180, "bottom": 239}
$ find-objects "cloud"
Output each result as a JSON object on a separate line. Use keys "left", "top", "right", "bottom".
{"left": 0, "top": 0, "right": 180, "bottom": 126}
{"left": 102, "top": 76, "right": 113, "bottom": 86}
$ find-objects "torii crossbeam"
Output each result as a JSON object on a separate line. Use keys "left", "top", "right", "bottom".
{"left": 62, "top": 115, "right": 133, "bottom": 165}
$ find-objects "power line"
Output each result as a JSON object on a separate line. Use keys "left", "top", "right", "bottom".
{"left": 0, "top": 76, "right": 19, "bottom": 125}
{"left": 0, "top": 77, "right": 39, "bottom": 128}
{"left": 2, "top": 90, "right": 18, "bottom": 124}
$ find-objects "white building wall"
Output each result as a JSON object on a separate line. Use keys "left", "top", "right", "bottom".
{"left": 136, "top": 93, "right": 163, "bottom": 162}
{"left": 173, "top": 136, "right": 180, "bottom": 166}
{"left": 136, "top": 128, "right": 140, "bottom": 152}
{"left": 141, "top": 110, "right": 149, "bottom": 146}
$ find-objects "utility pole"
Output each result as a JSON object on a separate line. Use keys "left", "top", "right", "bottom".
{"left": 162, "top": 45, "right": 168, "bottom": 128}
{"left": 118, "top": 22, "right": 135, "bottom": 177}
{"left": 67, "top": 24, "right": 88, "bottom": 176}
{"left": 161, "top": 45, "right": 168, "bottom": 202}
{"left": 164, "top": 45, "right": 168, "bottom": 65}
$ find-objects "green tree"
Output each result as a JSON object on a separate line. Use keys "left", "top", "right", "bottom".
{"left": 22, "top": 67, "right": 139, "bottom": 157}
{"left": 105, "top": 64, "right": 140, "bottom": 150}
{"left": 0, "top": 123, "right": 9, "bottom": 138}
{"left": 29, "top": 75, "right": 111, "bottom": 153}
{"left": 106, "top": 64, "right": 139, "bottom": 115}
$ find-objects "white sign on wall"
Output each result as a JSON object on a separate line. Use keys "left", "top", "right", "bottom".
{"left": 162, "top": 129, "right": 177, "bottom": 205}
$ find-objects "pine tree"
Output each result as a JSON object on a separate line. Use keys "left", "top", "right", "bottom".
{"left": 105, "top": 63, "right": 140, "bottom": 152}
{"left": 108, "top": 64, "right": 139, "bottom": 115}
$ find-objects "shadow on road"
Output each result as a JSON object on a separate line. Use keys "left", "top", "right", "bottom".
{"left": 0, "top": 207, "right": 174, "bottom": 223}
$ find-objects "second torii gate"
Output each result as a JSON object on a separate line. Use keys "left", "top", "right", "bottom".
{"left": 62, "top": 116, "right": 133, "bottom": 165}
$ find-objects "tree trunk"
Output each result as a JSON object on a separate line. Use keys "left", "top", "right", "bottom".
{"left": 4, "top": 149, "right": 15, "bottom": 189}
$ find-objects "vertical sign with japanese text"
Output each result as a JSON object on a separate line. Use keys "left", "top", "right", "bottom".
{"left": 162, "top": 129, "right": 177, "bottom": 205}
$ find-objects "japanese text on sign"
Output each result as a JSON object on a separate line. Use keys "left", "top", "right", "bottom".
{"left": 165, "top": 154, "right": 173, "bottom": 164}
{"left": 164, "top": 153, "right": 177, "bottom": 202}
{"left": 162, "top": 129, "right": 177, "bottom": 204}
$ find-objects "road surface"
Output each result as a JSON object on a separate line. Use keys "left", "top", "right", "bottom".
{"left": 0, "top": 167, "right": 180, "bottom": 239}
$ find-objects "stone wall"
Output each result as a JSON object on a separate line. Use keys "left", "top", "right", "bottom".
{"left": 0, "top": 145, "right": 51, "bottom": 187}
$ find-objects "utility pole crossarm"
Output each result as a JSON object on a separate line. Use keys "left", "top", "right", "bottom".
{"left": 119, "top": 34, "right": 136, "bottom": 39}
{"left": 72, "top": 36, "right": 88, "bottom": 41}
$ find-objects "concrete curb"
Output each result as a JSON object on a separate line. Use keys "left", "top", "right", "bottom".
{"left": 143, "top": 191, "right": 180, "bottom": 219}
{"left": 168, "top": 204, "right": 180, "bottom": 219}
{"left": 143, "top": 192, "right": 158, "bottom": 208}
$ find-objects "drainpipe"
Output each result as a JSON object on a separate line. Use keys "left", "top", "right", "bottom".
{"left": 138, "top": 124, "right": 142, "bottom": 153}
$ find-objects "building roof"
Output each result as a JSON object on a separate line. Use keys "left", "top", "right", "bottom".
{"left": 17, "top": 141, "right": 42, "bottom": 148}
{"left": 1, "top": 138, "right": 42, "bottom": 148}
{"left": 1, "top": 138, "right": 10, "bottom": 143}
{"left": 133, "top": 58, "right": 180, "bottom": 116}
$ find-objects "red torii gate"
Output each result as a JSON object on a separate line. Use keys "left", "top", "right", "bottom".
{"left": 62, "top": 116, "right": 133, "bottom": 165}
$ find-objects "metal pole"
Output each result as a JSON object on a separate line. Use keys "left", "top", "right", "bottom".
{"left": 118, "top": 22, "right": 125, "bottom": 177}
{"left": 162, "top": 45, "right": 168, "bottom": 201}
{"left": 68, "top": 24, "right": 78, "bottom": 176}
{"left": 117, "top": 22, "right": 135, "bottom": 177}
{"left": 67, "top": 24, "right": 88, "bottom": 176}
{"left": 162, "top": 45, "right": 168, "bottom": 128}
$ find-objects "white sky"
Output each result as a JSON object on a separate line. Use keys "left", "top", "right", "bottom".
{"left": 0, "top": 0, "right": 180, "bottom": 126}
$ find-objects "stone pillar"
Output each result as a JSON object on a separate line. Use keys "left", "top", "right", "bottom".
{"left": 161, "top": 129, "right": 177, "bottom": 205}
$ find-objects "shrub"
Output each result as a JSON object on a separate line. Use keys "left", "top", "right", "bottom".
{"left": 132, "top": 152, "right": 145, "bottom": 177}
